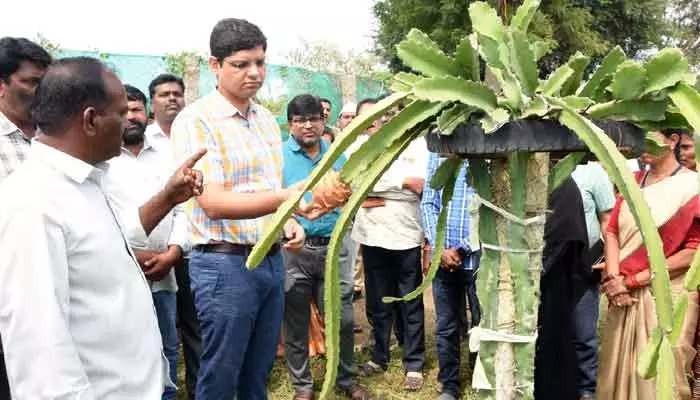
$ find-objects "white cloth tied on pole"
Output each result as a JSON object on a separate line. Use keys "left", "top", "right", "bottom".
{"left": 480, "top": 243, "right": 545, "bottom": 254}
{"left": 468, "top": 194, "right": 548, "bottom": 253}
{"left": 468, "top": 327, "right": 538, "bottom": 390}
{"left": 473, "top": 194, "right": 548, "bottom": 226}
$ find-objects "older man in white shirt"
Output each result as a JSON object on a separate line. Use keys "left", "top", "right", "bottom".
{"left": 0, "top": 57, "right": 204, "bottom": 399}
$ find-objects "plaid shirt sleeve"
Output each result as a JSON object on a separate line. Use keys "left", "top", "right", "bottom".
{"left": 421, "top": 153, "right": 441, "bottom": 247}
{"left": 0, "top": 133, "right": 30, "bottom": 184}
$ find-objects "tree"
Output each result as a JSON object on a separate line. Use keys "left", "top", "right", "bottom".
{"left": 664, "top": 0, "right": 700, "bottom": 65}
{"left": 581, "top": 0, "right": 668, "bottom": 57}
{"left": 373, "top": 0, "right": 476, "bottom": 71}
{"left": 164, "top": 51, "right": 202, "bottom": 78}
{"left": 283, "top": 39, "right": 385, "bottom": 77}
{"left": 36, "top": 33, "right": 62, "bottom": 58}
{"left": 373, "top": 0, "right": 669, "bottom": 73}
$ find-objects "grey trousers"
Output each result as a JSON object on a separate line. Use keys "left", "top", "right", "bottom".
{"left": 282, "top": 235, "right": 356, "bottom": 392}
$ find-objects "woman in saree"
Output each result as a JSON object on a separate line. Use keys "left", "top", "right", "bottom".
{"left": 598, "top": 129, "right": 700, "bottom": 399}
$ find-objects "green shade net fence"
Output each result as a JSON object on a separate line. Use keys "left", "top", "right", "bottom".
{"left": 59, "top": 50, "right": 386, "bottom": 138}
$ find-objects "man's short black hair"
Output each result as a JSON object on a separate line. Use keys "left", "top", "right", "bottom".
{"left": 210, "top": 18, "right": 267, "bottom": 61}
{"left": 148, "top": 73, "right": 185, "bottom": 99}
{"left": 0, "top": 37, "right": 52, "bottom": 81}
{"left": 287, "top": 94, "right": 323, "bottom": 122}
{"left": 319, "top": 98, "right": 331, "bottom": 106}
{"left": 125, "top": 84, "right": 147, "bottom": 107}
{"left": 356, "top": 98, "right": 377, "bottom": 115}
{"left": 32, "top": 57, "right": 111, "bottom": 135}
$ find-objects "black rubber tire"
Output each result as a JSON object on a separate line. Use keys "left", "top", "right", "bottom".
{"left": 425, "top": 119, "right": 644, "bottom": 158}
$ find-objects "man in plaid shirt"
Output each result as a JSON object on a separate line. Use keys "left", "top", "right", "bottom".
{"left": 421, "top": 153, "right": 481, "bottom": 400}
{"left": 0, "top": 37, "right": 51, "bottom": 182}
{"left": 0, "top": 36, "right": 52, "bottom": 400}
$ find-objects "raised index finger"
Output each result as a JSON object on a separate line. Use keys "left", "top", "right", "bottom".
{"left": 180, "top": 148, "right": 207, "bottom": 170}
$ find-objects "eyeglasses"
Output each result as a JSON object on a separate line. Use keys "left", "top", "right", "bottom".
{"left": 290, "top": 116, "right": 323, "bottom": 125}
{"left": 225, "top": 59, "right": 266, "bottom": 70}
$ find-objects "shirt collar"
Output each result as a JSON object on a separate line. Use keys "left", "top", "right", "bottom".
{"left": 145, "top": 122, "right": 168, "bottom": 142}
{"left": 207, "top": 90, "right": 258, "bottom": 119}
{"left": 32, "top": 140, "right": 108, "bottom": 184}
{"left": 0, "top": 111, "right": 24, "bottom": 137}
{"left": 286, "top": 136, "right": 303, "bottom": 153}
{"left": 285, "top": 136, "right": 328, "bottom": 160}
{"left": 120, "top": 134, "right": 155, "bottom": 156}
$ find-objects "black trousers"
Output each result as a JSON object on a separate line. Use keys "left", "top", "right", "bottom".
{"left": 176, "top": 259, "right": 202, "bottom": 400}
{"left": 0, "top": 338, "right": 9, "bottom": 400}
{"left": 362, "top": 245, "right": 426, "bottom": 372}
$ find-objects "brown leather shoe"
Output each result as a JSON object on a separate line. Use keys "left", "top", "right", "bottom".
{"left": 404, "top": 372, "right": 424, "bottom": 391}
{"left": 338, "top": 384, "right": 373, "bottom": 400}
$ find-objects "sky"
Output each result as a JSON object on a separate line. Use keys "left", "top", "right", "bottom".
{"left": 2, "top": 0, "right": 378, "bottom": 62}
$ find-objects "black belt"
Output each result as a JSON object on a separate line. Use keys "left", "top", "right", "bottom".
{"left": 306, "top": 236, "right": 331, "bottom": 246}
{"left": 194, "top": 242, "right": 280, "bottom": 257}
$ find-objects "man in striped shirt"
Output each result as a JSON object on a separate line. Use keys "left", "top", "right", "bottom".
{"left": 171, "top": 18, "right": 307, "bottom": 399}
{"left": 421, "top": 153, "right": 481, "bottom": 400}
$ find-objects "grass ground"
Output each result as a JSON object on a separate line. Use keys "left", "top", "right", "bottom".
{"left": 175, "top": 292, "right": 612, "bottom": 399}
{"left": 176, "top": 286, "right": 478, "bottom": 399}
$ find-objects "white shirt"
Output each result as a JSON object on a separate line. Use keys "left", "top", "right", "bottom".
{"left": 352, "top": 137, "right": 429, "bottom": 250}
{"left": 105, "top": 126, "right": 186, "bottom": 293}
{"left": 0, "top": 141, "right": 167, "bottom": 399}
{"left": 344, "top": 133, "right": 368, "bottom": 159}
{"left": 145, "top": 123, "right": 175, "bottom": 164}
{"left": 146, "top": 123, "right": 191, "bottom": 251}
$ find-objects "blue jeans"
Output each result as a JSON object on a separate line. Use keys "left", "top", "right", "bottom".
{"left": 189, "top": 250, "right": 284, "bottom": 400}
{"left": 572, "top": 277, "right": 599, "bottom": 397}
{"left": 433, "top": 267, "right": 480, "bottom": 397}
{"left": 153, "top": 290, "right": 179, "bottom": 400}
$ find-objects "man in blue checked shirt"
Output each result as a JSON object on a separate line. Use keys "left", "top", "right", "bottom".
{"left": 421, "top": 153, "right": 481, "bottom": 400}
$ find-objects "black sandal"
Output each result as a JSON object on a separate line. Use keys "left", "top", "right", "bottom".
{"left": 357, "top": 361, "right": 385, "bottom": 377}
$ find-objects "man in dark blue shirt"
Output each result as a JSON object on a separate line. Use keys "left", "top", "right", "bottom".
{"left": 281, "top": 94, "right": 370, "bottom": 400}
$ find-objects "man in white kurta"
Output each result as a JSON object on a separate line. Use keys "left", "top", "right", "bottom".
{"left": 0, "top": 57, "right": 203, "bottom": 400}
{"left": 0, "top": 141, "right": 168, "bottom": 399}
